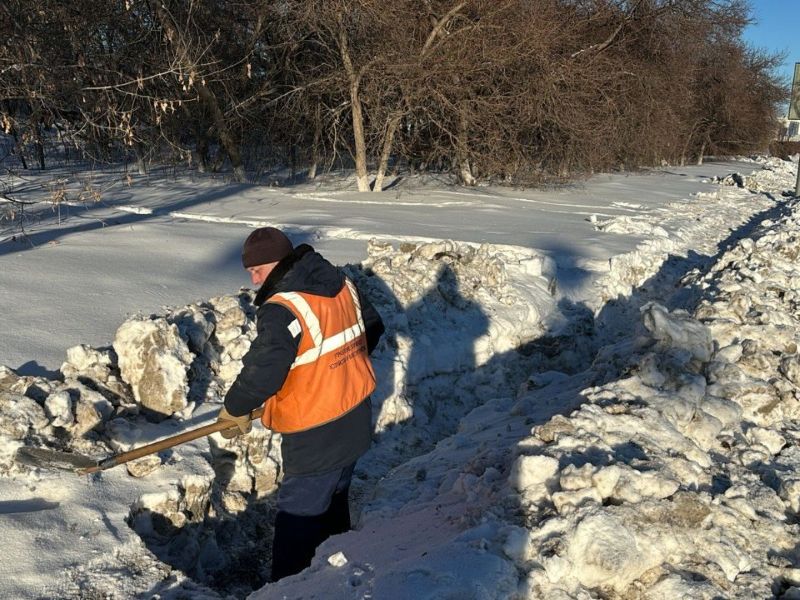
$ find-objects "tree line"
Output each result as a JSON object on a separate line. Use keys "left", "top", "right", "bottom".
{"left": 0, "top": 0, "right": 787, "bottom": 190}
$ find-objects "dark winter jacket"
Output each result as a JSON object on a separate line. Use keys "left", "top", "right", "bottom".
{"left": 224, "top": 244, "right": 385, "bottom": 476}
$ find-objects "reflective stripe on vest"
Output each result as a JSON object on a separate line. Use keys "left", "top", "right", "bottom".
{"left": 261, "top": 278, "right": 376, "bottom": 433}
{"left": 278, "top": 279, "right": 366, "bottom": 369}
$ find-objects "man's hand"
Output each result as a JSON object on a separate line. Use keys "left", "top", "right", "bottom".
{"left": 217, "top": 406, "right": 253, "bottom": 439}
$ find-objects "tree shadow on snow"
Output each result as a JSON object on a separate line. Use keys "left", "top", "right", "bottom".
{"left": 0, "top": 182, "right": 257, "bottom": 258}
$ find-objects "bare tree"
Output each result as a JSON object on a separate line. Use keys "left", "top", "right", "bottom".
{"left": 0, "top": 0, "right": 787, "bottom": 189}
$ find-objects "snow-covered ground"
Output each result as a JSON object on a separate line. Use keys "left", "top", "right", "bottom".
{"left": 1, "top": 156, "right": 799, "bottom": 599}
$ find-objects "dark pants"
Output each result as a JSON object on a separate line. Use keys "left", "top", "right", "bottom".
{"left": 270, "top": 463, "right": 355, "bottom": 582}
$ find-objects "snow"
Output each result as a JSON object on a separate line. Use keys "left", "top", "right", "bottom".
{"left": 1, "top": 155, "right": 799, "bottom": 599}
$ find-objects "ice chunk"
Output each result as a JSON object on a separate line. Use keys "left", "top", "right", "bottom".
{"left": 44, "top": 390, "right": 74, "bottom": 428}
{"left": 641, "top": 303, "right": 712, "bottom": 363}
{"left": 327, "top": 551, "right": 348, "bottom": 567}
{"left": 114, "top": 317, "right": 193, "bottom": 417}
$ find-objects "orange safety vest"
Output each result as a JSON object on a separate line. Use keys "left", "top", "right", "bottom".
{"left": 261, "top": 278, "right": 376, "bottom": 434}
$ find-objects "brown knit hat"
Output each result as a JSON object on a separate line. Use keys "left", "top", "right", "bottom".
{"left": 241, "top": 227, "right": 293, "bottom": 268}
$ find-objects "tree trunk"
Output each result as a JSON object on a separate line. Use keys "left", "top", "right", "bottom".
{"left": 681, "top": 120, "right": 702, "bottom": 168}
{"left": 696, "top": 140, "right": 707, "bottom": 165}
{"left": 195, "top": 82, "right": 245, "bottom": 182}
{"left": 373, "top": 113, "right": 402, "bottom": 192}
{"left": 34, "top": 122, "right": 45, "bottom": 170}
{"left": 134, "top": 142, "right": 148, "bottom": 175}
{"left": 308, "top": 104, "right": 321, "bottom": 180}
{"left": 456, "top": 110, "right": 475, "bottom": 186}
{"left": 350, "top": 86, "right": 369, "bottom": 191}
{"left": 11, "top": 127, "right": 28, "bottom": 170}
{"left": 195, "top": 131, "right": 209, "bottom": 173}
{"left": 337, "top": 21, "right": 370, "bottom": 192}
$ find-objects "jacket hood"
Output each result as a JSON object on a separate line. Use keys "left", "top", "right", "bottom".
{"left": 254, "top": 244, "right": 344, "bottom": 306}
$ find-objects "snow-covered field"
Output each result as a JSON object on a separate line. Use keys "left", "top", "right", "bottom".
{"left": 1, "top": 156, "right": 799, "bottom": 599}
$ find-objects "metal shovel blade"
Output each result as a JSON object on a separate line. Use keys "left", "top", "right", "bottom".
{"left": 14, "top": 446, "right": 98, "bottom": 472}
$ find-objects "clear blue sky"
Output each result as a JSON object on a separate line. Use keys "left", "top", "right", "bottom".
{"left": 743, "top": 0, "right": 799, "bottom": 89}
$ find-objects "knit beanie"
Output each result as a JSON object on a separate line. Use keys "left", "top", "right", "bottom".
{"left": 241, "top": 227, "right": 293, "bottom": 268}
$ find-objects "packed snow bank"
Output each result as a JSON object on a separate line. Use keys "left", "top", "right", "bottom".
{"left": 503, "top": 198, "right": 800, "bottom": 599}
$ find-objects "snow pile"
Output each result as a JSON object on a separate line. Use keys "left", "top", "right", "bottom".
{"left": 348, "top": 239, "right": 552, "bottom": 432}
{"left": 0, "top": 292, "right": 286, "bottom": 600}
{"left": 711, "top": 156, "right": 797, "bottom": 194}
{"left": 593, "top": 186, "right": 779, "bottom": 308}
{"left": 590, "top": 157, "right": 798, "bottom": 310}
{"left": 502, "top": 201, "right": 800, "bottom": 598}
{"left": 591, "top": 214, "right": 670, "bottom": 237}
{"left": 0, "top": 236, "right": 551, "bottom": 482}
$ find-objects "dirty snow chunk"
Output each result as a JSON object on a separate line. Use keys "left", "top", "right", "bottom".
{"left": 700, "top": 395, "right": 742, "bottom": 428}
{"left": 217, "top": 359, "right": 244, "bottom": 384}
{"left": 610, "top": 466, "right": 679, "bottom": 503}
{"left": 780, "top": 355, "right": 800, "bottom": 387}
{"left": 780, "top": 479, "right": 800, "bottom": 513}
{"left": 44, "top": 390, "right": 74, "bottom": 428}
{"left": 62, "top": 382, "right": 115, "bottom": 437}
{"left": 682, "top": 410, "right": 724, "bottom": 451}
{"left": 591, "top": 465, "right": 623, "bottom": 499}
{"left": 72, "top": 394, "right": 103, "bottom": 437}
{"left": 60, "top": 344, "right": 114, "bottom": 381}
{"left": 0, "top": 392, "right": 49, "bottom": 438}
{"left": 223, "top": 336, "right": 251, "bottom": 361}
{"left": 641, "top": 303, "right": 712, "bottom": 362}
{"left": 209, "top": 295, "right": 254, "bottom": 351}
{"left": 559, "top": 463, "right": 596, "bottom": 490}
{"left": 533, "top": 413, "right": 574, "bottom": 442}
{"left": 509, "top": 454, "right": 559, "bottom": 501}
{"left": 747, "top": 427, "right": 786, "bottom": 456}
{"left": 0, "top": 365, "right": 20, "bottom": 391}
{"left": 129, "top": 477, "right": 215, "bottom": 546}
{"left": 169, "top": 304, "right": 215, "bottom": 353}
{"left": 73, "top": 382, "right": 114, "bottom": 419}
{"left": 566, "top": 513, "right": 659, "bottom": 592}
{"left": 113, "top": 317, "right": 193, "bottom": 416}
{"left": 210, "top": 427, "right": 282, "bottom": 497}
{"left": 714, "top": 343, "right": 743, "bottom": 363}
{"left": 327, "top": 552, "right": 348, "bottom": 567}
{"left": 181, "top": 475, "right": 214, "bottom": 518}
{"left": 552, "top": 487, "right": 603, "bottom": 514}
{"left": 126, "top": 455, "right": 162, "bottom": 478}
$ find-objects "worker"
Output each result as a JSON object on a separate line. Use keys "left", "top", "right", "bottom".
{"left": 217, "top": 226, "right": 384, "bottom": 581}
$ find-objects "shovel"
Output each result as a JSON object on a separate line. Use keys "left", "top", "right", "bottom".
{"left": 14, "top": 406, "right": 264, "bottom": 475}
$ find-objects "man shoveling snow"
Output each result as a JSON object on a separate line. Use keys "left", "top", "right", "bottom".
{"left": 216, "top": 227, "right": 385, "bottom": 581}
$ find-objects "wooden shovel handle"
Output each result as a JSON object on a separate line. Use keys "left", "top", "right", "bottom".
{"left": 81, "top": 406, "right": 265, "bottom": 474}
